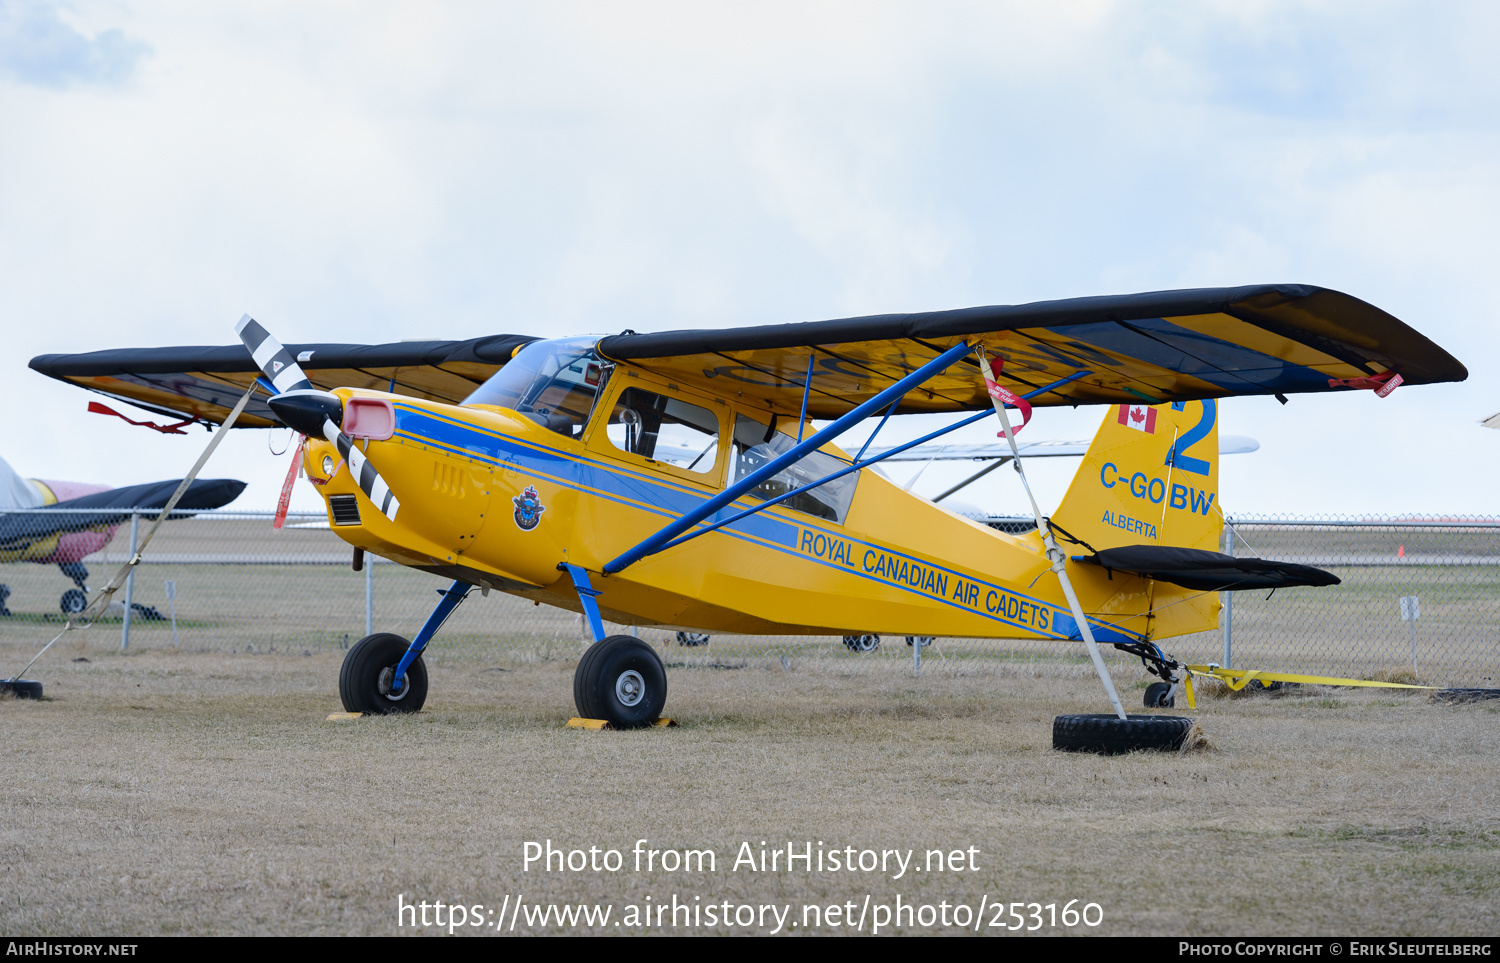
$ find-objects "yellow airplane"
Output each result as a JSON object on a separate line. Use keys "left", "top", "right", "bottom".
{"left": 32, "top": 285, "right": 1465, "bottom": 741}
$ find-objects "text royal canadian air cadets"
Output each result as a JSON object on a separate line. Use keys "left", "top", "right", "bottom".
{"left": 524, "top": 840, "right": 981, "bottom": 881}
{"left": 796, "top": 529, "right": 1058, "bottom": 633}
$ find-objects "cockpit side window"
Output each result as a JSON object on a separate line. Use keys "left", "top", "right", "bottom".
{"left": 606, "top": 388, "right": 721, "bottom": 475}
{"left": 463, "top": 338, "right": 604, "bottom": 439}
{"left": 730, "top": 413, "right": 857, "bottom": 523}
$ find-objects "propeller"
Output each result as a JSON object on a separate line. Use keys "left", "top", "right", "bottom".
{"left": 235, "top": 314, "right": 401, "bottom": 522}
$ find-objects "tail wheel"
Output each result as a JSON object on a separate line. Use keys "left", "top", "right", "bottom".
{"left": 574, "top": 635, "right": 666, "bottom": 728}
{"left": 905, "top": 636, "right": 935, "bottom": 648}
{"left": 842, "top": 634, "right": 880, "bottom": 653}
{"left": 1143, "top": 681, "right": 1175, "bottom": 708}
{"left": 339, "top": 633, "right": 427, "bottom": 714}
{"left": 1052, "top": 714, "right": 1194, "bottom": 754}
{"left": 675, "top": 632, "right": 711, "bottom": 647}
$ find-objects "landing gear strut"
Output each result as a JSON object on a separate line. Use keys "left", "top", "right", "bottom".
{"left": 339, "top": 579, "right": 470, "bottom": 715}
{"left": 58, "top": 561, "right": 89, "bottom": 616}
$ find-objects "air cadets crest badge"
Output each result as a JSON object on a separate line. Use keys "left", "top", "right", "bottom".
{"left": 512, "top": 485, "right": 545, "bottom": 531}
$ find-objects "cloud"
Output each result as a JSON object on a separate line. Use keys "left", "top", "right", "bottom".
{"left": 0, "top": 0, "right": 148, "bottom": 88}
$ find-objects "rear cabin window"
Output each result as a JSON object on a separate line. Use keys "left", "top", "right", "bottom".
{"left": 605, "top": 388, "right": 721, "bottom": 475}
{"left": 730, "top": 414, "right": 857, "bottom": 523}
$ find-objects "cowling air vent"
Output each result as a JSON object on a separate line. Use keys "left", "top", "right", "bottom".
{"left": 329, "top": 495, "right": 361, "bottom": 526}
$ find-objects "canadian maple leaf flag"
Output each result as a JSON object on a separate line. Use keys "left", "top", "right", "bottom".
{"left": 1118, "top": 404, "right": 1157, "bottom": 433}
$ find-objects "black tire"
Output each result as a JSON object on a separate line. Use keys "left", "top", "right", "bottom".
{"left": 60, "top": 588, "right": 87, "bottom": 615}
{"left": 675, "top": 631, "right": 711, "bottom": 647}
{"left": 905, "top": 636, "right": 934, "bottom": 648}
{"left": 1143, "top": 681, "right": 1175, "bottom": 708}
{"left": 573, "top": 635, "right": 666, "bottom": 728}
{"left": 131, "top": 603, "right": 166, "bottom": 622}
{"left": 843, "top": 634, "right": 879, "bottom": 653}
{"left": 0, "top": 679, "right": 42, "bottom": 699}
{"left": 0, "top": 583, "right": 10, "bottom": 617}
{"left": 339, "top": 633, "right": 427, "bottom": 714}
{"left": 1053, "top": 714, "right": 1194, "bottom": 754}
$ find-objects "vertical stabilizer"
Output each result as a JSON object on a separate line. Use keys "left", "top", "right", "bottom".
{"left": 1051, "top": 400, "right": 1222, "bottom": 553}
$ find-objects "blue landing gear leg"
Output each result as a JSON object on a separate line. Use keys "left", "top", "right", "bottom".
{"left": 560, "top": 564, "right": 667, "bottom": 728}
{"left": 338, "top": 579, "right": 471, "bottom": 715}
{"left": 392, "top": 581, "right": 471, "bottom": 692}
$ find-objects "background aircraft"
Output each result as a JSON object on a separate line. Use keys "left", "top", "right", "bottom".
{"left": 0, "top": 454, "right": 246, "bottom": 617}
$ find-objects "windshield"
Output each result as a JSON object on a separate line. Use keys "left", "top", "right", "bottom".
{"left": 463, "top": 337, "right": 605, "bottom": 439}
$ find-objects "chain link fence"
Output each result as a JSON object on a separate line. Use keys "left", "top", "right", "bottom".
{"left": 1, "top": 510, "right": 1496, "bottom": 686}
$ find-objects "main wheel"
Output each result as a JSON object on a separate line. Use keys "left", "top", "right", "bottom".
{"left": 843, "top": 634, "right": 880, "bottom": 653}
{"left": 339, "top": 633, "right": 428, "bottom": 714}
{"left": 1052, "top": 714, "right": 1194, "bottom": 754}
{"left": 1143, "top": 681, "right": 1175, "bottom": 708}
{"left": 675, "top": 631, "right": 711, "bottom": 647}
{"left": 573, "top": 635, "right": 666, "bottom": 728}
{"left": 60, "top": 588, "right": 87, "bottom": 615}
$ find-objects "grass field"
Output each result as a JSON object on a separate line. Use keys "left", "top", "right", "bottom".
{"left": 2, "top": 639, "right": 1497, "bottom": 936}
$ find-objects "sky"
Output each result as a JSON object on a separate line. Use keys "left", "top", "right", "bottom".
{"left": 1, "top": 0, "right": 1497, "bottom": 519}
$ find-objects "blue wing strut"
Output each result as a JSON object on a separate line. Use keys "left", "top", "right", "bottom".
{"left": 602, "top": 341, "right": 1089, "bottom": 575}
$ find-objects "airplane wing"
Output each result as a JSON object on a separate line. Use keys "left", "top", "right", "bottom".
{"left": 29, "top": 335, "right": 537, "bottom": 429}
{"left": 595, "top": 285, "right": 1466, "bottom": 417}
{"left": 865, "top": 434, "right": 1260, "bottom": 462}
{"left": 0, "top": 478, "right": 247, "bottom": 551}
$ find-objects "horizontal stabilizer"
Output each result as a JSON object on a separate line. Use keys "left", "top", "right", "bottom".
{"left": 1076, "top": 545, "right": 1341, "bottom": 591}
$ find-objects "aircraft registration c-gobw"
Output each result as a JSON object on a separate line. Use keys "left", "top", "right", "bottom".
{"left": 32, "top": 284, "right": 1466, "bottom": 743}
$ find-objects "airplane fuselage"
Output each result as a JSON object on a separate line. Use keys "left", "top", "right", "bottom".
{"left": 303, "top": 361, "right": 1200, "bottom": 646}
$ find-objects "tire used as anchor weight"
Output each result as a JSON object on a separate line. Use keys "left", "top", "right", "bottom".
{"left": 339, "top": 632, "right": 428, "bottom": 714}
{"left": 1052, "top": 713, "right": 1194, "bottom": 754}
{"left": 574, "top": 635, "right": 667, "bottom": 728}
{"left": 0, "top": 679, "right": 43, "bottom": 699}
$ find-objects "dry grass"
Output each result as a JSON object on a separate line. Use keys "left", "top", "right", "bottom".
{"left": 1, "top": 639, "right": 1497, "bottom": 937}
{"left": 1367, "top": 667, "right": 1426, "bottom": 686}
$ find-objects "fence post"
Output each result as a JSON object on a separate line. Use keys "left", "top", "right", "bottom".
{"left": 164, "top": 579, "right": 178, "bottom": 648}
{"left": 364, "top": 558, "right": 374, "bottom": 638}
{"left": 1221, "top": 521, "right": 1234, "bottom": 669}
{"left": 120, "top": 512, "right": 139, "bottom": 651}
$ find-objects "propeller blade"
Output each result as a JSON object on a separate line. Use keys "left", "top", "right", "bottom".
{"left": 235, "top": 314, "right": 313, "bottom": 394}
{"left": 239, "top": 314, "right": 401, "bottom": 523}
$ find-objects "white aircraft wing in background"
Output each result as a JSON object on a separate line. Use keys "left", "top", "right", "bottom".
{"left": 864, "top": 435, "right": 1260, "bottom": 506}
{"left": 864, "top": 435, "right": 1260, "bottom": 462}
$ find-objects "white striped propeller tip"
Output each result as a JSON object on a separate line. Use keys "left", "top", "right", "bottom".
{"left": 235, "top": 314, "right": 312, "bottom": 396}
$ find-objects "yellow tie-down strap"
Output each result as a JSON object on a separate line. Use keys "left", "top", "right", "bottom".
{"left": 1176, "top": 665, "right": 1433, "bottom": 710}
